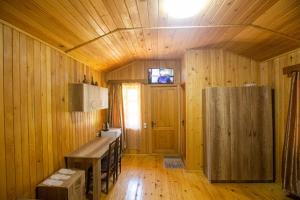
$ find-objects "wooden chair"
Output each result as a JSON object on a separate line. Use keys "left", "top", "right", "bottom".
{"left": 116, "top": 136, "right": 122, "bottom": 180}
{"left": 101, "top": 139, "right": 118, "bottom": 194}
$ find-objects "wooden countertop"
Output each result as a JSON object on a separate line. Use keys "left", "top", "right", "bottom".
{"left": 65, "top": 134, "right": 119, "bottom": 159}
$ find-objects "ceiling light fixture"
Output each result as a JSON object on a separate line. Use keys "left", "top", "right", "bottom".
{"left": 163, "top": 0, "right": 208, "bottom": 19}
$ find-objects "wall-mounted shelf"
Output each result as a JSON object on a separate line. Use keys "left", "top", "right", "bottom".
{"left": 69, "top": 83, "right": 108, "bottom": 112}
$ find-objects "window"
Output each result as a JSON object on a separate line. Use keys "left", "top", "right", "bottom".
{"left": 122, "top": 83, "right": 141, "bottom": 130}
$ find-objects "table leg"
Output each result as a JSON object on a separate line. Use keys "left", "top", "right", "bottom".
{"left": 93, "top": 159, "right": 101, "bottom": 200}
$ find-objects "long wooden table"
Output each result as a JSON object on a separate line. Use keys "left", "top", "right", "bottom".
{"left": 64, "top": 133, "right": 120, "bottom": 200}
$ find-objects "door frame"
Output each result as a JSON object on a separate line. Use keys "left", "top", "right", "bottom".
{"left": 180, "top": 83, "right": 186, "bottom": 161}
{"left": 147, "top": 84, "right": 181, "bottom": 155}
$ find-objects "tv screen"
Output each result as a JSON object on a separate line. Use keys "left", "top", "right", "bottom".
{"left": 148, "top": 68, "right": 174, "bottom": 84}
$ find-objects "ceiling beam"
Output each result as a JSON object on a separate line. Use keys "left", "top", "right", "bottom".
{"left": 250, "top": 24, "right": 300, "bottom": 44}
{"left": 65, "top": 27, "right": 138, "bottom": 53}
{"left": 65, "top": 24, "right": 300, "bottom": 53}
{"left": 65, "top": 24, "right": 247, "bottom": 53}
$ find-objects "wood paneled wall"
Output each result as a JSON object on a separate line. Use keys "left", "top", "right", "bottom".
{"left": 182, "top": 49, "right": 265, "bottom": 170}
{"left": 106, "top": 60, "right": 181, "bottom": 84}
{"left": 106, "top": 48, "right": 297, "bottom": 184}
{"left": 259, "top": 48, "right": 300, "bottom": 183}
{"left": 0, "top": 22, "right": 106, "bottom": 200}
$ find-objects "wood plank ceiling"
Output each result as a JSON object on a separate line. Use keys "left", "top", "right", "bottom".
{"left": 0, "top": 0, "right": 299, "bottom": 71}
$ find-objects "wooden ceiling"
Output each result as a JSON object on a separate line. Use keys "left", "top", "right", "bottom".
{"left": 0, "top": 0, "right": 299, "bottom": 71}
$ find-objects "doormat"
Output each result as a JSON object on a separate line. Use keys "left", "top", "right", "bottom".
{"left": 164, "top": 156, "right": 184, "bottom": 168}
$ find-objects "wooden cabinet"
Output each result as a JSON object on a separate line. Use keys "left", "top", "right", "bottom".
{"left": 69, "top": 83, "right": 108, "bottom": 112}
{"left": 203, "top": 86, "right": 273, "bottom": 182}
{"left": 36, "top": 169, "right": 85, "bottom": 200}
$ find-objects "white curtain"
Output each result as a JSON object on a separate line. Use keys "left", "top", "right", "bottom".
{"left": 122, "top": 83, "right": 142, "bottom": 151}
{"left": 122, "top": 83, "right": 141, "bottom": 130}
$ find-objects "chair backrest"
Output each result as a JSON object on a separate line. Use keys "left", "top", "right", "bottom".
{"left": 108, "top": 140, "right": 117, "bottom": 154}
{"left": 106, "top": 140, "right": 117, "bottom": 169}
{"left": 117, "top": 136, "right": 122, "bottom": 157}
{"left": 115, "top": 137, "right": 121, "bottom": 159}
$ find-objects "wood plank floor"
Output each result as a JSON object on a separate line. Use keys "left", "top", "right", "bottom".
{"left": 101, "top": 155, "right": 290, "bottom": 200}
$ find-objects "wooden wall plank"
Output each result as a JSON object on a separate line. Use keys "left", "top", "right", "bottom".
{"left": 45, "top": 46, "right": 53, "bottom": 175}
{"left": 12, "top": 29, "right": 23, "bottom": 197}
{"left": 64, "top": 57, "right": 70, "bottom": 155}
{"left": 40, "top": 44, "right": 48, "bottom": 178}
{"left": 58, "top": 54, "right": 65, "bottom": 166}
{"left": 20, "top": 32, "right": 30, "bottom": 197}
{"left": 56, "top": 53, "right": 63, "bottom": 167}
{"left": 33, "top": 40, "right": 44, "bottom": 183}
{"left": 0, "top": 23, "right": 7, "bottom": 200}
{"left": 68, "top": 58, "right": 74, "bottom": 152}
{"left": 26, "top": 36, "right": 37, "bottom": 197}
{"left": 0, "top": 22, "right": 106, "bottom": 199}
{"left": 3, "top": 25, "right": 16, "bottom": 200}
{"left": 70, "top": 60, "right": 75, "bottom": 149}
{"left": 51, "top": 49, "right": 58, "bottom": 172}
{"left": 74, "top": 61, "right": 79, "bottom": 149}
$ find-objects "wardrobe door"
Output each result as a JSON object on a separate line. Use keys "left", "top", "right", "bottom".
{"left": 230, "top": 87, "right": 252, "bottom": 181}
{"left": 208, "top": 88, "right": 231, "bottom": 181}
{"left": 251, "top": 87, "right": 273, "bottom": 181}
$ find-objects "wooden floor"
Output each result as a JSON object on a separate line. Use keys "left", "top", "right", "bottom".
{"left": 101, "top": 155, "right": 290, "bottom": 200}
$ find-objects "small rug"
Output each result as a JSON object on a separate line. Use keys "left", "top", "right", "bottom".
{"left": 163, "top": 156, "right": 184, "bottom": 169}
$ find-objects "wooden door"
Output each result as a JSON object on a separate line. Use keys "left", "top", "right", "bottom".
{"left": 150, "top": 86, "right": 179, "bottom": 154}
{"left": 250, "top": 87, "right": 273, "bottom": 181}
{"left": 230, "top": 87, "right": 252, "bottom": 181}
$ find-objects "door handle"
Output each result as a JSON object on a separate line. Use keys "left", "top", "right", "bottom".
{"left": 151, "top": 121, "right": 156, "bottom": 128}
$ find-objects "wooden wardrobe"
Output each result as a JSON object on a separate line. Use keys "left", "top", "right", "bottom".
{"left": 203, "top": 86, "right": 274, "bottom": 182}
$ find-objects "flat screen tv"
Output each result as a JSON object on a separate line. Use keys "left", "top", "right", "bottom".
{"left": 148, "top": 68, "right": 174, "bottom": 84}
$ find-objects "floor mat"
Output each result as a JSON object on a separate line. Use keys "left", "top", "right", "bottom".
{"left": 163, "top": 156, "right": 184, "bottom": 168}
